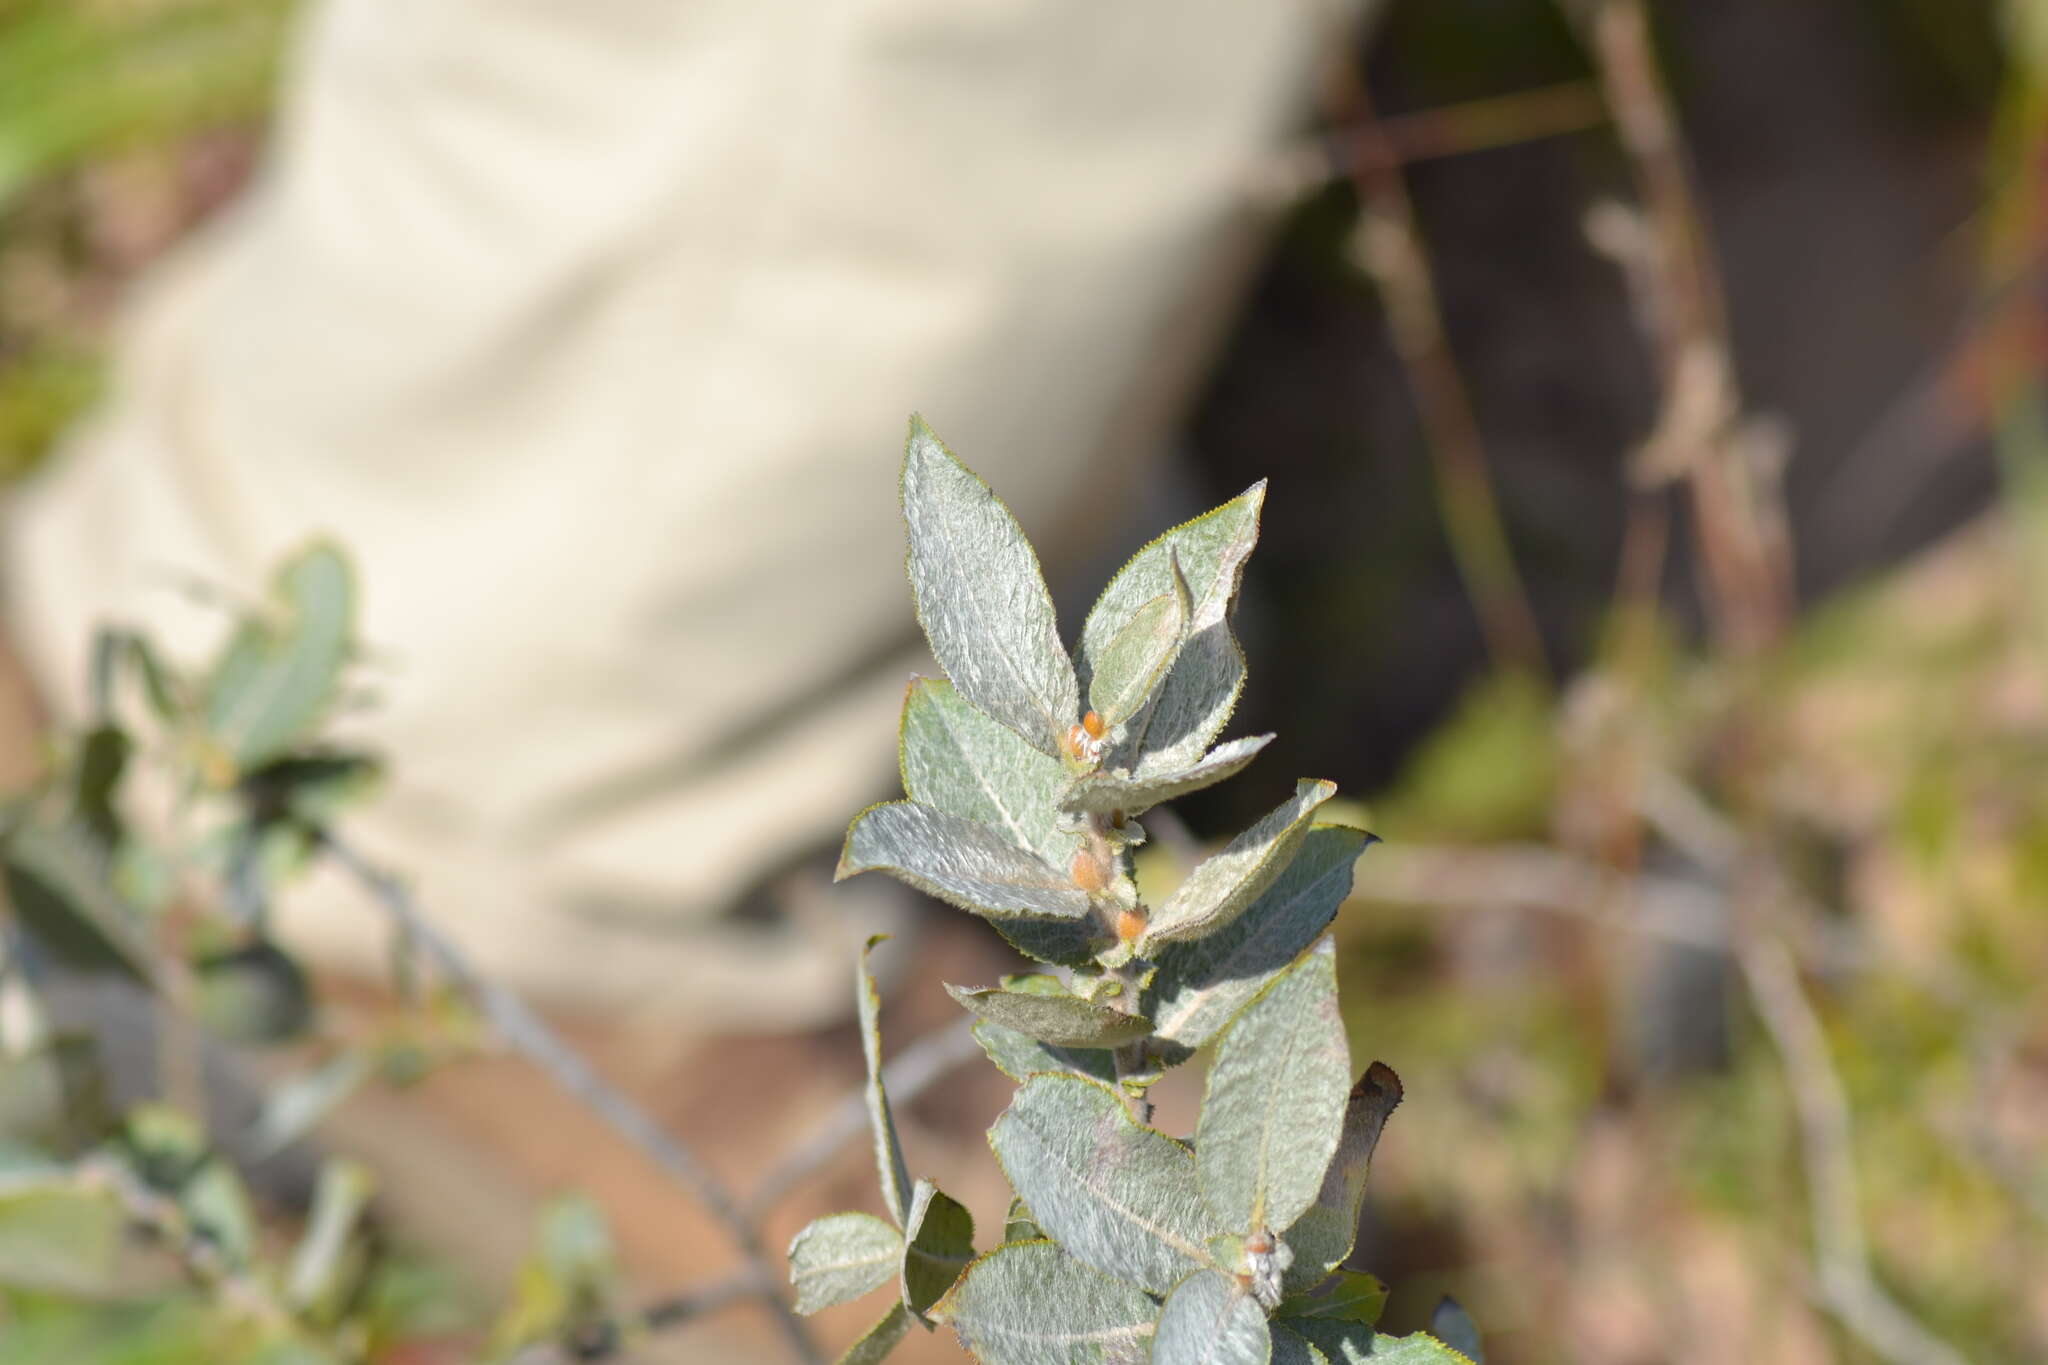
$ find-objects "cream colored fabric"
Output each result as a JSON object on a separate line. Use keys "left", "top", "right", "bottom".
{"left": 4, "top": 0, "right": 1351, "bottom": 1028}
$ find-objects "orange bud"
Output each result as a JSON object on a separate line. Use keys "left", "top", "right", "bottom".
{"left": 1081, "top": 709, "right": 1106, "bottom": 739}
{"left": 1116, "top": 905, "right": 1148, "bottom": 942}
{"left": 1070, "top": 849, "right": 1109, "bottom": 893}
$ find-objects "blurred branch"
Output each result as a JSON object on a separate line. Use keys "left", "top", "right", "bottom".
{"left": 318, "top": 833, "right": 821, "bottom": 1365}
{"left": 1335, "top": 81, "right": 1551, "bottom": 680}
{"left": 79, "top": 1152, "right": 293, "bottom": 1331}
{"left": 505, "top": 1270, "right": 767, "bottom": 1364}
{"left": 744, "top": 1016, "right": 981, "bottom": 1219}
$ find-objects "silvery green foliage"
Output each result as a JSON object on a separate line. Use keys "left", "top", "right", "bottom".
{"left": 794, "top": 420, "right": 1479, "bottom": 1364}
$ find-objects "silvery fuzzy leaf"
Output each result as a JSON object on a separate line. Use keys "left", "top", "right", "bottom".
{"left": 901, "top": 1179, "right": 976, "bottom": 1319}
{"left": 900, "top": 678, "right": 1071, "bottom": 865}
{"left": 858, "top": 937, "right": 913, "bottom": 1227}
{"left": 973, "top": 1015, "right": 1119, "bottom": 1086}
{"left": 1147, "top": 826, "right": 1373, "bottom": 1056}
{"left": 839, "top": 1299, "right": 915, "bottom": 1364}
{"left": 1276, "top": 1271, "right": 1388, "bottom": 1326}
{"left": 1153, "top": 1269, "right": 1272, "bottom": 1365}
{"left": 1144, "top": 780, "right": 1338, "bottom": 948}
{"left": 1056, "top": 734, "right": 1274, "bottom": 820}
{"left": 902, "top": 418, "right": 1078, "bottom": 755}
{"left": 1281, "top": 1064, "right": 1402, "bottom": 1295}
{"left": 1287, "top": 1325, "right": 1477, "bottom": 1364}
{"left": 788, "top": 1211, "right": 902, "bottom": 1314}
{"left": 838, "top": 801, "right": 1090, "bottom": 922}
{"left": 1197, "top": 938, "right": 1350, "bottom": 1237}
{"left": 930, "top": 1240, "right": 1155, "bottom": 1365}
{"left": 1087, "top": 549, "right": 1190, "bottom": 729}
{"left": 1079, "top": 484, "right": 1264, "bottom": 773}
{"left": 204, "top": 542, "right": 355, "bottom": 772}
{"left": 1273, "top": 1327, "right": 1335, "bottom": 1365}
{"left": 989, "top": 1075, "right": 1220, "bottom": 1293}
{"left": 946, "top": 984, "right": 1153, "bottom": 1049}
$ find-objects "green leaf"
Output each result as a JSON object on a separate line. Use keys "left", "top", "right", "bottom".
{"left": 1278, "top": 1271, "right": 1388, "bottom": 1325}
{"left": 930, "top": 1240, "right": 1155, "bottom": 1365}
{"left": 1147, "top": 826, "right": 1372, "bottom": 1055}
{"left": 1087, "top": 556, "right": 1188, "bottom": 728}
{"left": 1002, "top": 1197, "right": 1044, "bottom": 1243}
{"left": 203, "top": 541, "right": 355, "bottom": 773}
{"left": 1197, "top": 938, "right": 1350, "bottom": 1237}
{"left": 1080, "top": 483, "right": 1265, "bottom": 772}
{"left": 900, "top": 677, "right": 1071, "bottom": 864}
{"left": 839, "top": 1299, "right": 915, "bottom": 1364}
{"left": 182, "top": 1158, "right": 259, "bottom": 1268}
{"left": 1429, "top": 1298, "right": 1483, "bottom": 1363}
{"left": 0, "top": 1175, "right": 121, "bottom": 1293}
{"left": 902, "top": 1179, "right": 975, "bottom": 1318}
{"left": 1287, "top": 1327, "right": 1476, "bottom": 1364}
{"left": 987, "top": 914, "right": 1110, "bottom": 968}
{"left": 1057, "top": 734, "right": 1273, "bottom": 820}
{"left": 946, "top": 984, "right": 1152, "bottom": 1049}
{"left": 285, "top": 1159, "right": 375, "bottom": 1312}
{"left": 1153, "top": 1268, "right": 1271, "bottom": 1365}
{"left": 838, "top": 801, "right": 1090, "bottom": 922}
{"left": 989, "top": 1074, "right": 1220, "bottom": 1293}
{"left": 195, "top": 940, "right": 313, "bottom": 1043}
{"left": 1144, "top": 780, "right": 1338, "bottom": 948}
{"left": 3, "top": 822, "right": 152, "bottom": 980}
{"left": 72, "top": 724, "right": 130, "bottom": 846}
{"left": 972, "top": 1015, "right": 1119, "bottom": 1086}
{"left": 1274, "top": 1327, "right": 1335, "bottom": 1365}
{"left": 249, "top": 1050, "right": 372, "bottom": 1156}
{"left": 1282, "top": 1063, "right": 1402, "bottom": 1295}
{"left": 858, "top": 937, "right": 913, "bottom": 1227}
{"left": 902, "top": 418, "right": 1079, "bottom": 755}
{"left": 789, "top": 1211, "right": 902, "bottom": 1314}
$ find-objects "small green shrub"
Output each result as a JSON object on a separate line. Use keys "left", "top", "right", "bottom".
{"left": 792, "top": 419, "right": 1475, "bottom": 1364}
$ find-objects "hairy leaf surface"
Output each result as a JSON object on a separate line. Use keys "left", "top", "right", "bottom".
{"left": 900, "top": 678, "right": 1069, "bottom": 865}
{"left": 1087, "top": 553, "right": 1189, "bottom": 728}
{"left": 1057, "top": 734, "right": 1274, "bottom": 819}
{"left": 902, "top": 419, "right": 1078, "bottom": 755}
{"left": 946, "top": 984, "right": 1152, "bottom": 1049}
{"left": 1277, "top": 1271, "right": 1388, "bottom": 1325}
{"left": 972, "top": 1017, "right": 1119, "bottom": 1086}
{"left": 858, "top": 937, "right": 913, "bottom": 1226}
{"left": 1144, "top": 780, "right": 1337, "bottom": 947}
{"left": 1153, "top": 1269, "right": 1271, "bottom": 1365}
{"left": 931, "top": 1241, "right": 1154, "bottom": 1365}
{"left": 839, "top": 801, "right": 1089, "bottom": 921}
{"left": 788, "top": 1212, "right": 901, "bottom": 1315}
{"left": 1273, "top": 1328, "right": 1335, "bottom": 1365}
{"left": 1197, "top": 938, "right": 1350, "bottom": 1236}
{"left": 989, "top": 1075, "right": 1219, "bottom": 1293}
{"left": 1147, "top": 826, "right": 1371, "bottom": 1054}
{"left": 1282, "top": 1064, "right": 1402, "bottom": 1294}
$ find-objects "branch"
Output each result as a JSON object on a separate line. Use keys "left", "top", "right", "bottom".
{"left": 318, "top": 833, "right": 821, "bottom": 1365}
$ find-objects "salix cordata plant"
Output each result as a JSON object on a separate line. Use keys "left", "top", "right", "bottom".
{"left": 789, "top": 418, "right": 1477, "bottom": 1364}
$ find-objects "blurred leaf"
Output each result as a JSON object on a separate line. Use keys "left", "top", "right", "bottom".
{"left": 284, "top": 1159, "right": 375, "bottom": 1315}
{"left": 91, "top": 627, "right": 183, "bottom": 726}
{"left": 901, "top": 418, "right": 1078, "bottom": 755}
{"left": 71, "top": 725, "right": 130, "bottom": 847}
{"left": 0, "top": 1035, "right": 110, "bottom": 1150}
{"left": 3, "top": 822, "right": 152, "bottom": 980}
{"left": 989, "top": 1074, "right": 1219, "bottom": 1293}
{"left": 930, "top": 1240, "right": 1155, "bottom": 1365}
{"left": 900, "top": 678, "right": 1071, "bottom": 865}
{"left": 840, "top": 1298, "right": 915, "bottom": 1364}
{"left": 946, "top": 983, "right": 1152, "bottom": 1049}
{"left": 837, "top": 801, "right": 1090, "bottom": 922}
{"left": 1153, "top": 1268, "right": 1269, "bottom": 1365}
{"left": 1146, "top": 825, "right": 1371, "bottom": 1055}
{"left": 1197, "top": 938, "right": 1350, "bottom": 1237}
{"left": 248, "top": 1050, "right": 372, "bottom": 1157}
{"left": 901, "top": 1179, "right": 975, "bottom": 1319}
{"left": 1374, "top": 672, "right": 1555, "bottom": 842}
{"left": 1144, "top": 780, "right": 1337, "bottom": 948}
{"left": 1278, "top": 1271, "right": 1388, "bottom": 1326}
{"left": 238, "top": 752, "right": 382, "bottom": 829}
{"left": 195, "top": 940, "right": 312, "bottom": 1043}
{"left": 181, "top": 1157, "right": 258, "bottom": 1268}
{"left": 1283, "top": 1064, "right": 1403, "bottom": 1295}
{"left": 537, "top": 1194, "right": 613, "bottom": 1287}
{"left": 0, "top": 1174, "right": 121, "bottom": 1292}
{"left": 1057, "top": 734, "right": 1275, "bottom": 820}
{"left": 1080, "top": 482, "right": 1265, "bottom": 774}
{"left": 858, "top": 936, "right": 913, "bottom": 1228}
{"left": 202, "top": 542, "right": 354, "bottom": 774}
{"left": 1429, "top": 1298, "right": 1483, "bottom": 1363}
{"left": 788, "top": 1211, "right": 901, "bottom": 1315}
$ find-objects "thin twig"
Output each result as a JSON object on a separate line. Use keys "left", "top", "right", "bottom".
{"left": 744, "top": 1016, "right": 981, "bottom": 1219}
{"left": 318, "top": 833, "right": 821, "bottom": 1365}
{"left": 1334, "top": 79, "right": 1551, "bottom": 680}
